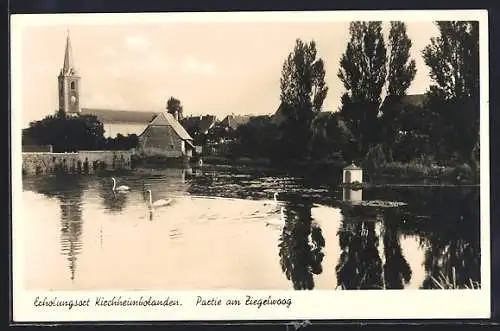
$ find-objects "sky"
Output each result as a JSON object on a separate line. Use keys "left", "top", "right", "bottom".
{"left": 14, "top": 15, "right": 440, "bottom": 128}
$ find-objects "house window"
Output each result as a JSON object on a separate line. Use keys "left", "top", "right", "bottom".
{"left": 170, "top": 144, "right": 174, "bottom": 149}
{"left": 70, "top": 82, "right": 75, "bottom": 90}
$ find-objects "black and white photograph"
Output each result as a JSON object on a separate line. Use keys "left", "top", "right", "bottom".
{"left": 11, "top": 10, "right": 490, "bottom": 321}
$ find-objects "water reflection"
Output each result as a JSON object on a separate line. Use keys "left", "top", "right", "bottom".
{"left": 141, "top": 168, "right": 190, "bottom": 200}
{"left": 278, "top": 200, "right": 326, "bottom": 290}
{"left": 337, "top": 186, "right": 480, "bottom": 290}
{"left": 24, "top": 176, "right": 86, "bottom": 282}
{"left": 21, "top": 166, "right": 481, "bottom": 290}
{"left": 416, "top": 188, "right": 481, "bottom": 289}
{"left": 60, "top": 192, "right": 83, "bottom": 281}
{"left": 382, "top": 211, "right": 412, "bottom": 289}
{"left": 99, "top": 179, "right": 129, "bottom": 213}
{"left": 336, "top": 217, "right": 384, "bottom": 289}
{"left": 343, "top": 188, "right": 362, "bottom": 202}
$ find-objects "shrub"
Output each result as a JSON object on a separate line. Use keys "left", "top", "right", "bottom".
{"left": 364, "top": 144, "right": 387, "bottom": 170}
{"left": 452, "top": 163, "right": 474, "bottom": 181}
{"left": 379, "top": 161, "right": 449, "bottom": 179}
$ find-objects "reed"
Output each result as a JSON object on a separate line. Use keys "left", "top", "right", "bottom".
{"left": 429, "top": 267, "right": 480, "bottom": 289}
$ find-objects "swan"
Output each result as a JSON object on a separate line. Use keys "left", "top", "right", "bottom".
{"left": 266, "top": 206, "right": 286, "bottom": 228}
{"left": 112, "top": 177, "right": 130, "bottom": 192}
{"left": 264, "top": 191, "right": 279, "bottom": 207}
{"left": 142, "top": 181, "right": 150, "bottom": 200}
{"left": 146, "top": 189, "right": 173, "bottom": 208}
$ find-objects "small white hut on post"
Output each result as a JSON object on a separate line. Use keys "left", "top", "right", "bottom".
{"left": 343, "top": 163, "right": 363, "bottom": 184}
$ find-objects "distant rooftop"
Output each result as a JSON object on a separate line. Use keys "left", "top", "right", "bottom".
{"left": 220, "top": 114, "right": 252, "bottom": 130}
{"left": 401, "top": 94, "right": 427, "bottom": 107}
{"left": 181, "top": 115, "right": 217, "bottom": 133}
{"left": 380, "top": 93, "right": 428, "bottom": 110}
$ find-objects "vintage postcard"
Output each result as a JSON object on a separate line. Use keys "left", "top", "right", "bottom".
{"left": 10, "top": 10, "right": 490, "bottom": 322}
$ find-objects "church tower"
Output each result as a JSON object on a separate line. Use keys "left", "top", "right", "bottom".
{"left": 58, "top": 31, "right": 81, "bottom": 116}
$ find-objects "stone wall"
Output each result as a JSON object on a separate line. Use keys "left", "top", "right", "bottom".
{"left": 22, "top": 150, "right": 133, "bottom": 176}
{"left": 22, "top": 144, "right": 53, "bottom": 152}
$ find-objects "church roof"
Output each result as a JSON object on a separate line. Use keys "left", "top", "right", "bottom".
{"left": 81, "top": 108, "right": 159, "bottom": 124}
{"left": 62, "top": 31, "right": 77, "bottom": 75}
{"left": 142, "top": 112, "right": 193, "bottom": 141}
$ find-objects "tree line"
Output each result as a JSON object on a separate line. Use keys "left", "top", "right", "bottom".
{"left": 22, "top": 96, "right": 186, "bottom": 153}
{"left": 225, "top": 21, "right": 479, "bottom": 171}
{"left": 22, "top": 112, "right": 138, "bottom": 152}
{"left": 23, "top": 20, "right": 479, "bottom": 173}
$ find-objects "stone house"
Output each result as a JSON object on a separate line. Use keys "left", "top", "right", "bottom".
{"left": 137, "top": 112, "right": 195, "bottom": 158}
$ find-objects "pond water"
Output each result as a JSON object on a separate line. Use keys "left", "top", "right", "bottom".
{"left": 21, "top": 165, "right": 481, "bottom": 291}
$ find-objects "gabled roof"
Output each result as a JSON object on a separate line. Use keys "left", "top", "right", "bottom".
{"left": 344, "top": 163, "right": 362, "bottom": 170}
{"left": 143, "top": 112, "right": 193, "bottom": 141}
{"left": 401, "top": 94, "right": 427, "bottom": 107}
{"left": 220, "top": 114, "right": 252, "bottom": 130}
{"left": 81, "top": 108, "right": 159, "bottom": 124}
{"left": 379, "top": 93, "right": 428, "bottom": 111}
{"left": 181, "top": 115, "right": 217, "bottom": 133}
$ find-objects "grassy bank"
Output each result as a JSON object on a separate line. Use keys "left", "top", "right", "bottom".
{"left": 372, "top": 162, "right": 479, "bottom": 185}
{"left": 199, "top": 156, "right": 479, "bottom": 185}
{"left": 201, "top": 155, "right": 345, "bottom": 173}
{"left": 201, "top": 156, "right": 272, "bottom": 167}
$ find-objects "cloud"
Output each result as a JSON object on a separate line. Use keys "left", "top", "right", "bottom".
{"left": 181, "top": 56, "right": 216, "bottom": 75}
{"left": 102, "top": 49, "right": 171, "bottom": 78}
{"left": 124, "top": 34, "right": 151, "bottom": 51}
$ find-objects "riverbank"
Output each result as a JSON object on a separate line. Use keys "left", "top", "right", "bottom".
{"left": 371, "top": 162, "right": 479, "bottom": 185}
{"left": 201, "top": 156, "right": 272, "bottom": 167}
{"left": 202, "top": 156, "right": 344, "bottom": 172}
{"left": 202, "top": 156, "right": 479, "bottom": 185}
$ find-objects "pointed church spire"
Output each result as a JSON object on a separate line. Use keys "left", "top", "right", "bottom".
{"left": 63, "top": 29, "right": 75, "bottom": 74}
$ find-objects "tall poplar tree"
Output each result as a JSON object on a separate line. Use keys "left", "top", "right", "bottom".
{"left": 338, "top": 22, "right": 387, "bottom": 160}
{"left": 338, "top": 21, "right": 417, "bottom": 162}
{"left": 422, "top": 21, "right": 479, "bottom": 165}
{"left": 381, "top": 21, "right": 417, "bottom": 159}
{"left": 279, "top": 39, "right": 328, "bottom": 159}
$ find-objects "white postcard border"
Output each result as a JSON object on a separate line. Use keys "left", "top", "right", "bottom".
{"left": 11, "top": 10, "right": 491, "bottom": 322}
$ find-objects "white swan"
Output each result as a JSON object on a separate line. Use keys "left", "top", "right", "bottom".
{"left": 266, "top": 206, "right": 286, "bottom": 228}
{"left": 112, "top": 177, "right": 130, "bottom": 192}
{"left": 264, "top": 191, "right": 279, "bottom": 207}
{"left": 146, "top": 189, "right": 173, "bottom": 208}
